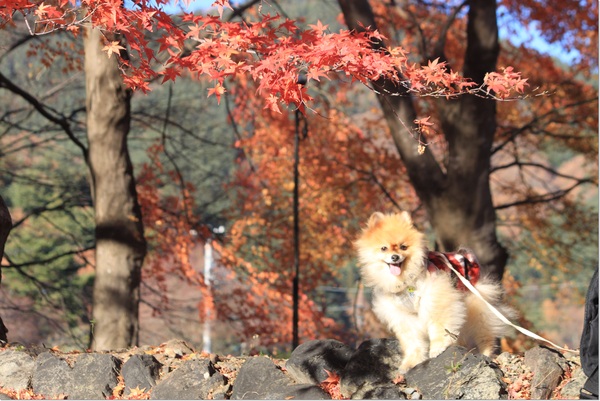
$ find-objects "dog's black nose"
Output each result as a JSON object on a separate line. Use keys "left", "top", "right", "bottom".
{"left": 391, "top": 254, "right": 400, "bottom": 262}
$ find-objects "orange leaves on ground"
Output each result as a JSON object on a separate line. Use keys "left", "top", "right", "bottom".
{"left": 320, "top": 369, "right": 345, "bottom": 399}
{"left": 0, "top": 387, "right": 65, "bottom": 399}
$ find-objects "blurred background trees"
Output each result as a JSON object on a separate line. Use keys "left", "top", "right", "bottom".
{"left": 0, "top": 0, "right": 597, "bottom": 353}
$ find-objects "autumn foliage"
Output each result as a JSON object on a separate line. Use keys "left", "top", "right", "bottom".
{"left": 4, "top": 0, "right": 527, "bottom": 106}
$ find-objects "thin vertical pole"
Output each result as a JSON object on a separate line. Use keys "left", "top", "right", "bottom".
{"left": 292, "top": 108, "right": 300, "bottom": 350}
{"left": 202, "top": 239, "right": 212, "bottom": 354}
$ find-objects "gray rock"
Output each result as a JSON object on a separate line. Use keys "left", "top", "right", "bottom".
{"left": 0, "top": 350, "right": 35, "bottom": 391}
{"left": 32, "top": 351, "right": 122, "bottom": 399}
{"left": 405, "top": 345, "right": 506, "bottom": 400}
{"left": 286, "top": 339, "right": 354, "bottom": 385}
{"left": 282, "top": 384, "right": 330, "bottom": 400}
{"left": 524, "top": 346, "right": 568, "bottom": 400}
{"left": 69, "top": 353, "right": 122, "bottom": 399}
{"left": 162, "top": 339, "right": 195, "bottom": 359}
{"left": 339, "top": 338, "right": 403, "bottom": 398}
{"left": 0, "top": 392, "right": 13, "bottom": 400}
{"left": 151, "top": 358, "right": 224, "bottom": 400}
{"left": 230, "top": 356, "right": 295, "bottom": 400}
{"left": 122, "top": 354, "right": 161, "bottom": 395}
{"left": 31, "top": 352, "right": 73, "bottom": 398}
{"left": 561, "top": 364, "right": 588, "bottom": 399}
{"left": 351, "top": 383, "right": 407, "bottom": 400}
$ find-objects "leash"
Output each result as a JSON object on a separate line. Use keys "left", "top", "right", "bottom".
{"left": 432, "top": 251, "right": 579, "bottom": 355}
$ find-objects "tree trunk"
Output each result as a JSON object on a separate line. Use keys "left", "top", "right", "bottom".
{"left": 0, "top": 194, "right": 11, "bottom": 343}
{"left": 83, "top": 27, "right": 147, "bottom": 350}
{"left": 339, "top": 0, "right": 507, "bottom": 280}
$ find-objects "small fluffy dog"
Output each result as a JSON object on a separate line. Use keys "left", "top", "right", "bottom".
{"left": 354, "top": 211, "right": 515, "bottom": 373}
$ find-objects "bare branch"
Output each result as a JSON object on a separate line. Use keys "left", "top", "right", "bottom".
{"left": 2, "top": 245, "right": 95, "bottom": 269}
{"left": 494, "top": 179, "right": 595, "bottom": 210}
{"left": 0, "top": 72, "right": 88, "bottom": 157}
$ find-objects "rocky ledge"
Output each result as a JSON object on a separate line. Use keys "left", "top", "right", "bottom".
{"left": 0, "top": 338, "right": 586, "bottom": 399}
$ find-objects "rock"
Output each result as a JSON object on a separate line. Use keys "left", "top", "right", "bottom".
{"left": 281, "top": 384, "right": 330, "bottom": 400}
{"left": 151, "top": 358, "right": 225, "bottom": 400}
{"left": 339, "top": 338, "right": 403, "bottom": 398}
{"left": 68, "top": 353, "right": 122, "bottom": 399}
{"left": 230, "top": 356, "right": 300, "bottom": 400}
{"left": 560, "top": 364, "right": 588, "bottom": 399}
{"left": 32, "top": 351, "right": 122, "bottom": 399}
{"left": 162, "top": 339, "right": 195, "bottom": 359}
{"left": 0, "top": 392, "right": 13, "bottom": 400}
{"left": 351, "top": 383, "right": 407, "bottom": 400}
{"left": 405, "top": 345, "right": 506, "bottom": 400}
{"left": 286, "top": 339, "right": 354, "bottom": 385}
{"left": 524, "top": 346, "right": 568, "bottom": 399}
{"left": 121, "top": 354, "right": 161, "bottom": 395}
{"left": 31, "top": 352, "right": 73, "bottom": 398}
{"left": 0, "top": 350, "right": 35, "bottom": 391}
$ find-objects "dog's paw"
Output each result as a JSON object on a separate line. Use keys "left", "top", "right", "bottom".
{"left": 399, "top": 353, "right": 427, "bottom": 373}
{"left": 429, "top": 344, "right": 450, "bottom": 359}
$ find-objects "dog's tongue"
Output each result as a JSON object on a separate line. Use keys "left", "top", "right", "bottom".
{"left": 389, "top": 264, "right": 401, "bottom": 276}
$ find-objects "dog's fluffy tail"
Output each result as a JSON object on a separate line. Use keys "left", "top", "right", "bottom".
{"left": 458, "top": 277, "right": 518, "bottom": 356}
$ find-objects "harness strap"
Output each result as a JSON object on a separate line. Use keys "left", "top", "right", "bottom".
{"left": 427, "top": 249, "right": 481, "bottom": 291}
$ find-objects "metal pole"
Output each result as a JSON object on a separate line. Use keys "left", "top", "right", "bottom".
{"left": 292, "top": 108, "right": 300, "bottom": 350}
{"left": 202, "top": 239, "right": 213, "bottom": 353}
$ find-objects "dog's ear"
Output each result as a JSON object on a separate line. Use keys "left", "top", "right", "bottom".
{"left": 399, "top": 211, "right": 412, "bottom": 224}
{"left": 367, "top": 212, "right": 385, "bottom": 228}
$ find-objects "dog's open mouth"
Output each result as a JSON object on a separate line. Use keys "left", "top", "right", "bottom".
{"left": 388, "top": 262, "right": 402, "bottom": 276}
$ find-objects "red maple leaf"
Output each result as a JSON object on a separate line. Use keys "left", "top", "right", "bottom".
{"left": 207, "top": 82, "right": 226, "bottom": 104}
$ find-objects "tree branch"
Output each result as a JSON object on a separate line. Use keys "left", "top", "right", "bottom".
{"left": 2, "top": 245, "right": 95, "bottom": 269}
{"left": 0, "top": 72, "right": 88, "bottom": 157}
{"left": 494, "top": 178, "right": 595, "bottom": 210}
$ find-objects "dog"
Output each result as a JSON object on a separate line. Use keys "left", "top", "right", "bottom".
{"left": 354, "top": 211, "right": 515, "bottom": 373}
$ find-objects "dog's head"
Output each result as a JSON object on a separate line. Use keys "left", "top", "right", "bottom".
{"left": 354, "top": 211, "right": 427, "bottom": 293}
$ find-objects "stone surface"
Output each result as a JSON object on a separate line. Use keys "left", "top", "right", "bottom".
{"left": 339, "top": 338, "right": 403, "bottom": 398}
{"left": 121, "top": 354, "right": 161, "bottom": 395}
{"left": 150, "top": 358, "right": 223, "bottom": 400}
{"left": 0, "top": 338, "right": 586, "bottom": 400}
{"left": 280, "top": 383, "right": 330, "bottom": 400}
{"left": 286, "top": 339, "right": 354, "bottom": 385}
{"left": 561, "top": 365, "right": 588, "bottom": 399}
{"left": 351, "top": 383, "right": 407, "bottom": 400}
{"left": 31, "top": 351, "right": 122, "bottom": 399}
{"left": 31, "top": 352, "right": 73, "bottom": 398}
{"left": 524, "top": 346, "right": 568, "bottom": 400}
{"left": 68, "top": 353, "right": 122, "bottom": 399}
{"left": 405, "top": 345, "right": 506, "bottom": 400}
{"left": 0, "top": 350, "right": 35, "bottom": 391}
{"left": 230, "top": 356, "right": 296, "bottom": 400}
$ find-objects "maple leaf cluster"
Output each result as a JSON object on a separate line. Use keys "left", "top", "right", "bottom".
{"left": 5, "top": 0, "right": 528, "bottom": 108}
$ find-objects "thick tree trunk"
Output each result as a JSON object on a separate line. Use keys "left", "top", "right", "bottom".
{"left": 0, "top": 194, "right": 11, "bottom": 343}
{"left": 339, "top": 0, "right": 507, "bottom": 280}
{"left": 83, "top": 27, "right": 147, "bottom": 350}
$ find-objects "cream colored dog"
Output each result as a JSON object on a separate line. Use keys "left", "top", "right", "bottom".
{"left": 354, "top": 211, "right": 515, "bottom": 373}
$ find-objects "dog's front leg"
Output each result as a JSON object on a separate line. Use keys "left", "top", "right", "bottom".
{"left": 418, "top": 276, "right": 467, "bottom": 358}
{"left": 390, "top": 317, "right": 428, "bottom": 374}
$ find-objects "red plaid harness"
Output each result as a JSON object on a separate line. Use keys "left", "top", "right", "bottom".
{"left": 427, "top": 249, "right": 481, "bottom": 291}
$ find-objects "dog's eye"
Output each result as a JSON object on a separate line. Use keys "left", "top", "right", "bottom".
{"left": 381, "top": 246, "right": 388, "bottom": 251}
{"left": 400, "top": 244, "right": 408, "bottom": 251}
